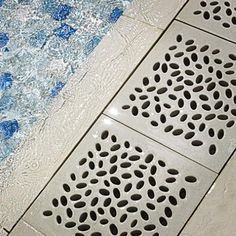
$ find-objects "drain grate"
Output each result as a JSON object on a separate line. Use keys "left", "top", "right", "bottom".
{"left": 178, "top": 0, "right": 236, "bottom": 42}
{"left": 23, "top": 116, "right": 215, "bottom": 236}
{"left": 105, "top": 21, "right": 236, "bottom": 173}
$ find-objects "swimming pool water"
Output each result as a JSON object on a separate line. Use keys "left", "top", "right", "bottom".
{"left": 0, "top": 0, "right": 132, "bottom": 160}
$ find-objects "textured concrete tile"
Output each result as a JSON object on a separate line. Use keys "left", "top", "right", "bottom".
{"left": 125, "top": 0, "right": 187, "bottom": 29}
{"left": 180, "top": 152, "right": 236, "bottom": 236}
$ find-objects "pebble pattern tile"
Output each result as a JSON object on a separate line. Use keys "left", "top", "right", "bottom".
{"left": 23, "top": 116, "right": 216, "bottom": 236}
{"left": 178, "top": 0, "right": 236, "bottom": 42}
{"left": 0, "top": 0, "right": 132, "bottom": 161}
{"left": 105, "top": 21, "right": 236, "bottom": 173}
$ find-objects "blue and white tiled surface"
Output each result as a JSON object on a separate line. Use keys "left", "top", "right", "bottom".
{"left": 0, "top": 0, "right": 131, "bottom": 160}
{"left": 1, "top": 0, "right": 235, "bottom": 235}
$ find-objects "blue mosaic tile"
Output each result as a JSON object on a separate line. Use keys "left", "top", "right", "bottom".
{"left": 53, "top": 23, "right": 76, "bottom": 40}
{"left": 29, "top": 30, "right": 48, "bottom": 48}
{"left": 0, "top": 119, "right": 19, "bottom": 140}
{"left": 84, "top": 36, "right": 102, "bottom": 56}
{"left": 0, "top": 0, "right": 4, "bottom": 7}
{"left": 18, "top": 0, "right": 31, "bottom": 5}
{"left": 0, "top": 96, "right": 14, "bottom": 113}
{"left": 0, "top": 32, "right": 9, "bottom": 48}
{"left": 0, "top": 73, "right": 13, "bottom": 91}
{"left": 42, "top": 0, "right": 59, "bottom": 14}
{"left": 52, "top": 4, "right": 73, "bottom": 21}
{"left": 0, "top": 0, "right": 132, "bottom": 160}
{"left": 109, "top": 7, "right": 124, "bottom": 23}
{"left": 50, "top": 81, "right": 65, "bottom": 97}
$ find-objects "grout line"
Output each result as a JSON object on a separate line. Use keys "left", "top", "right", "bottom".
{"left": 177, "top": 148, "right": 236, "bottom": 235}
{"left": 103, "top": 113, "right": 218, "bottom": 174}
{"left": 175, "top": 18, "right": 236, "bottom": 45}
{"left": 174, "top": 0, "right": 190, "bottom": 18}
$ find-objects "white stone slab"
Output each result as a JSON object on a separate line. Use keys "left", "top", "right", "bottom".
{"left": 125, "top": 0, "right": 187, "bottom": 29}
{"left": 180, "top": 151, "right": 236, "bottom": 236}
{"left": 0, "top": 16, "right": 162, "bottom": 231}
